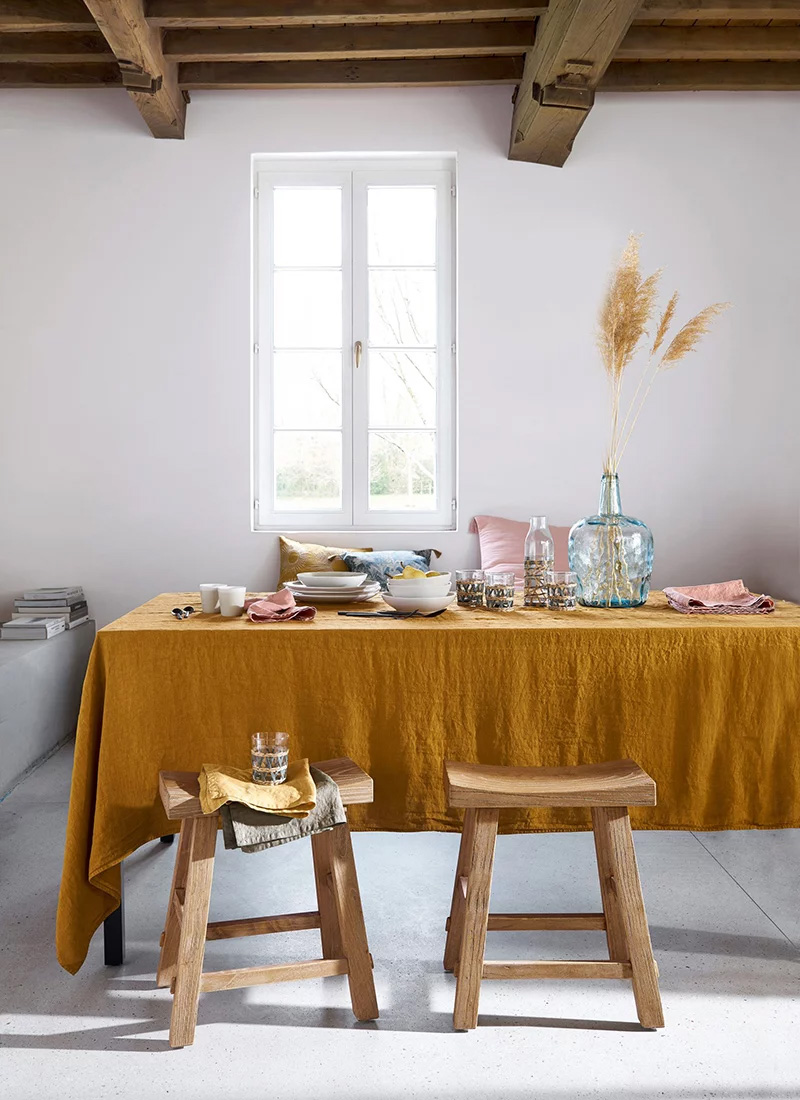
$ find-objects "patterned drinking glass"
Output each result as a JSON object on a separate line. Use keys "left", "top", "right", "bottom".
{"left": 456, "top": 569, "right": 485, "bottom": 608}
{"left": 546, "top": 571, "right": 579, "bottom": 611}
{"left": 484, "top": 571, "right": 516, "bottom": 612}
{"left": 251, "top": 731, "right": 289, "bottom": 785}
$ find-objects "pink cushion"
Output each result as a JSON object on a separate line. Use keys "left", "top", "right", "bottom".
{"left": 471, "top": 515, "right": 570, "bottom": 584}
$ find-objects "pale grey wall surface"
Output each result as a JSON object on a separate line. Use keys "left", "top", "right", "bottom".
{"left": 0, "top": 88, "right": 798, "bottom": 625}
{"left": 0, "top": 623, "right": 95, "bottom": 796}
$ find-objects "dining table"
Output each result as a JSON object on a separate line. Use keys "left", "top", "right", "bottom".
{"left": 56, "top": 590, "right": 800, "bottom": 976}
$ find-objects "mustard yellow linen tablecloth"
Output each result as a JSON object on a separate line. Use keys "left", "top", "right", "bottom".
{"left": 57, "top": 591, "right": 800, "bottom": 974}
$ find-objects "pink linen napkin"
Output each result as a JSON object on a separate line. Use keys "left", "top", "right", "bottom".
{"left": 245, "top": 589, "right": 317, "bottom": 623}
{"left": 663, "top": 580, "right": 774, "bottom": 615}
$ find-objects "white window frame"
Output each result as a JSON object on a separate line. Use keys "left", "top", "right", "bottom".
{"left": 252, "top": 154, "right": 456, "bottom": 532}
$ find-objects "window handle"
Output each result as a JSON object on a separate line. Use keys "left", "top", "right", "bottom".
{"left": 354, "top": 340, "right": 363, "bottom": 369}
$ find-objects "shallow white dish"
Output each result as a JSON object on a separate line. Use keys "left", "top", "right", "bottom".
{"left": 287, "top": 582, "right": 380, "bottom": 604}
{"left": 381, "top": 592, "right": 457, "bottom": 614}
{"left": 296, "top": 571, "right": 367, "bottom": 589}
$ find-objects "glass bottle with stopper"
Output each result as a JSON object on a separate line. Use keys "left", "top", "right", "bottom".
{"left": 524, "top": 516, "right": 554, "bottom": 608}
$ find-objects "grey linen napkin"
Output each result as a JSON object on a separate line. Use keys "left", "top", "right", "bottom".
{"left": 220, "top": 767, "right": 346, "bottom": 853}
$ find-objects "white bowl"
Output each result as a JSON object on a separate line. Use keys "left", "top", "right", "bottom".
{"left": 381, "top": 592, "right": 456, "bottom": 614}
{"left": 386, "top": 583, "right": 452, "bottom": 599}
{"left": 296, "top": 572, "right": 367, "bottom": 589}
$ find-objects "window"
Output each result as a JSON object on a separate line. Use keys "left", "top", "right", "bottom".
{"left": 252, "top": 155, "right": 456, "bottom": 531}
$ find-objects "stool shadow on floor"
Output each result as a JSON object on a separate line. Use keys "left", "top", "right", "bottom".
{"left": 649, "top": 926, "right": 799, "bottom": 961}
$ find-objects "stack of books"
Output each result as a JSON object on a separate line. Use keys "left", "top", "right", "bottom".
{"left": 1, "top": 587, "right": 90, "bottom": 641}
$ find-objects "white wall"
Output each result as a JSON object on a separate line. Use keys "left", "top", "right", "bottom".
{"left": 1, "top": 87, "right": 798, "bottom": 626}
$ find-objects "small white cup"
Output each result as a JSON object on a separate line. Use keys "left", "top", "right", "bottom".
{"left": 218, "top": 585, "right": 246, "bottom": 618}
{"left": 199, "top": 584, "right": 225, "bottom": 614}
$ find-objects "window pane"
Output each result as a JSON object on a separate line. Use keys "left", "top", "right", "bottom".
{"left": 369, "top": 431, "right": 436, "bottom": 511}
{"left": 368, "top": 186, "right": 436, "bottom": 266}
{"left": 273, "top": 351, "right": 341, "bottom": 429}
{"left": 369, "top": 351, "right": 436, "bottom": 428}
{"left": 369, "top": 270, "right": 436, "bottom": 348}
{"left": 274, "top": 431, "right": 342, "bottom": 511}
{"left": 274, "top": 187, "right": 341, "bottom": 267}
{"left": 274, "top": 270, "right": 342, "bottom": 349}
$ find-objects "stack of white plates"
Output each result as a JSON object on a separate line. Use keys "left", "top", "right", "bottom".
{"left": 285, "top": 572, "right": 380, "bottom": 604}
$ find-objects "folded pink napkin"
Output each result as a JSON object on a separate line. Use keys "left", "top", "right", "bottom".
{"left": 663, "top": 580, "right": 774, "bottom": 615}
{"left": 245, "top": 589, "right": 317, "bottom": 623}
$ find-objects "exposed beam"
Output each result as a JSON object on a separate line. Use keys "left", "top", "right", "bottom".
{"left": 619, "top": 26, "right": 800, "bottom": 60}
{"left": 179, "top": 56, "right": 524, "bottom": 88}
{"left": 0, "top": 1, "right": 95, "bottom": 31}
{"left": 509, "top": 0, "right": 643, "bottom": 167}
{"left": 603, "top": 60, "right": 800, "bottom": 89}
{"left": 637, "top": 0, "right": 800, "bottom": 17}
{"left": 147, "top": 1, "right": 546, "bottom": 27}
{"left": 164, "top": 21, "right": 535, "bottom": 61}
{"left": 0, "top": 32, "right": 113, "bottom": 63}
{"left": 82, "top": 0, "right": 186, "bottom": 138}
{"left": 0, "top": 62, "right": 120, "bottom": 84}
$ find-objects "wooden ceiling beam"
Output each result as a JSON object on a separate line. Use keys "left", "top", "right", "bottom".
{"left": 164, "top": 22, "right": 535, "bottom": 62}
{"left": 178, "top": 56, "right": 524, "bottom": 87}
{"left": 0, "top": 62, "right": 120, "bottom": 84}
{"left": 147, "top": 1, "right": 547, "bottom": 27}
{"left": 603, "top": 60, "right": 800, "bottom": 88}
{"left": 637, "top": 0, "right": 800, "bottom": 18}
{"left": 82, "top": 0, "right": 185, "bottom": 138}
{"left": 0, "top": 1, "right": 95, "bottom": 31}
{"left": 619, "top": 26, "right": 800, "bottom": 59}
{"left": 508, "top": 0, "right": 643, "bottom": 167}
{"left": 0, "top": 32, "right": 113, "bottom": 62}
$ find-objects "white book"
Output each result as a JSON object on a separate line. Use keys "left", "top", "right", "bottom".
{"left": 12, "top": 609, "right": 87, "bottom": 622}
{"left": 65, "top": 616, "right": 90, "bottom": 630}
{"left": 22, "top": 587, "right": 84, "bottom": 602}
{"left": 2, "top": 617, "right": 66, "bottom": 640}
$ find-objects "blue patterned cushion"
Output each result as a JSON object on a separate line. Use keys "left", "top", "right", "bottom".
{"left": 340, "top": 549, "right": 439, "bottom": 590}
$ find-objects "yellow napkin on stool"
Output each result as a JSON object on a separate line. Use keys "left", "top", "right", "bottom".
{"left": 199, "top": 758, "right": 316, "bottom": 818}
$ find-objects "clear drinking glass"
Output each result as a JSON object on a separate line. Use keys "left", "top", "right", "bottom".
{"left": 456, "top": 569, "right": 485, "bottom": 608}
{"left": 251, "top": 731, "right": 289, "bottom": 785}
{"left": 546, "top": 571, "right": 579, "bottom": 611}
{"left": 484, "top": 571, "right": 516, "bottom": 612}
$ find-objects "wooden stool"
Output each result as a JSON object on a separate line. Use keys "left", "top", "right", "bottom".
{"left": 157, "top": 757, "right": 379, "bottom": 1047}
{"left": 443, "top": 759, "right": 664, "bottom": 1031}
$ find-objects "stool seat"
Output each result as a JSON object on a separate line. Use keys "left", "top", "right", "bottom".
{"left": 159, "top": 757, "right": 373, "bottom": 819}
{"left": 444, "top": 758, "right": 656, "bottom": 809}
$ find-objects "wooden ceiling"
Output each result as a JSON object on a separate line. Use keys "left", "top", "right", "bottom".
{"left": 1, "top": 1, "right": 799, "bottom": 163}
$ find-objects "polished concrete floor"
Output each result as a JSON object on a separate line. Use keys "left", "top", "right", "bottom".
{"left": 1, "top": 743, "right": 798, "bottom": 1100}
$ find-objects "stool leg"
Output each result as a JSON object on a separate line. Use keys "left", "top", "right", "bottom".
{"left": 591, "top": 807, "right": 628, "bottom": 963}
{"left": 443, "top": 809, "right": 476, "bottom": 972}
{"left": 328, "top": 823, "right": 379, "bottom": 1022}
{"left": 157, "top": 822, "right": 192, "bottom": 988}
{"left": 593, "top": 807, "right": 664, "bottom": 1029}
{"left": 453, "top": 808, "right": 498, "bottom": 1031}
{"left": 169, "top": 816, "right": 217, "bottom": 1048}
{"left": 311, "top": 830, "right": 344, "bottom": 960}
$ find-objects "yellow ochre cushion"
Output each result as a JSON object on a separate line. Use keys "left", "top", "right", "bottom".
{"left": 278, "top": 536, "right": 374, "bottom": 589}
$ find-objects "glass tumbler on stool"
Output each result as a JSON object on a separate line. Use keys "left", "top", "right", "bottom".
{"left": 251, "top": 732, "right": 289, "bottom": 785}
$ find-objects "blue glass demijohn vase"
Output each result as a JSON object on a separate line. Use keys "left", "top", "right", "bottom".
{"left": 568, "top": 474, "right": 653, "bottom": 607}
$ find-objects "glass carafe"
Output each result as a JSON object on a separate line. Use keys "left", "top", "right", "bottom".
{"left": 524, "top": 516, "right": 554, "bottom": 608}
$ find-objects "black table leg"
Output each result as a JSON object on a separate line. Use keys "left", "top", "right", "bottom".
{"left": 103, "top": 862, "right": 125, "bottom": 966}
{"left": 160, "top": 834, "right": 175, "bottom": 845}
